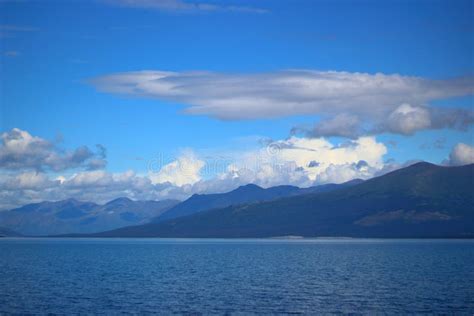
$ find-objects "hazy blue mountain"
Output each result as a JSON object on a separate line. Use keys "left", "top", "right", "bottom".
{"left": 0, "top": 227, "right": 22, "bottom": 237}
{"left": 153, "top": 180, "right": 363, "bottom": 223}
{"left": 0, "top": 198, "right": 179, "bottom": 236}
{"left": 91, "top": 163, "right": 474, "bottom": 238}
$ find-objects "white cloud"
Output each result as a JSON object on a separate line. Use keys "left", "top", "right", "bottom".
{"left": 0, "top": 134, "right": 390, "bottom": 210}
{"left": 182, "top": 136, "right": 388, "bottom": 191}
{"left": 66, "top": 170, "right": 114, "bottom": 187}
{"left": 105, "top": 0, "right": 268, "bottom": 13}
{"left": 447, "top": 143, "right": 474, "bottom": 166}
{"left": 266, "top": 136, "right": 387, "bottom": 183}
{"left": 0, "top": 128, "right": 107, "bottom": 171}
{"left": 1, "top": 171, "right": 58, "bottom": 190}
{"left": 385, "top": 103, "right": 432, "bottom": 135}
{"left": 90, "top": 70, "right": 473, "bottom": 121}
{"left": 0, "top": 170, "right": 155, "bottom": 210}
{"left": 301, "top": 103, "right": 474, "bottom": 138}
{"left": 149, "top": 151, "right": 205, "bottom": 186}
{"left": 5, "top": 131, "right": 469, "bottom": 211}
{"left": 318, "top": 162, "right": 370, "bottom": 184}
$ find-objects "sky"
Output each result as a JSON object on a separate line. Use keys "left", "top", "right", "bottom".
{"left": 0, "top": 0, "right": 473, "bottom": 209}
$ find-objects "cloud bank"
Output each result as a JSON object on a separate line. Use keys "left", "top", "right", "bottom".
{"left": 0, "top": 128, "right": 107, "bottom": 172}
{"left": 300, "top": 104, "right": 474, "bottom": 138}
{"left": 90, "top": 70, "right": 474, "bottom": 137}
{"left": 0, "top": 128, "right": 390, "bottom": 209}
{"left": 2, "top": 128, "right": 472, "bottom": 210}
{"left": 89, "top": 70, "right": 473, "bottom": 120}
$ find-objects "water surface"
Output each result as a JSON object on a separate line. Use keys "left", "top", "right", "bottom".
{"left": 1, "top": 238, "right": 473, "bottom": 314}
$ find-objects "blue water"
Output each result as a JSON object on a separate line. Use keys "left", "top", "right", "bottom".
{"left": 1, "top": 238, "right": 473, "bottom": 314}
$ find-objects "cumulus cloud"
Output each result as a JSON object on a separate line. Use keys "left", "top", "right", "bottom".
{"left": 148, "top": 151, "right": 205, "bottom": 186}
{"left": 273, "top": 136, "right": 387, "bottom": 183}
{"left": 183, "top": 136, "right": 388, "bottom": 190}
{"left": 0, "top": 133, "right": 390, "bottom": 209}
{"left": 0, "top": 128, "right": 107, "bottom": 171}
{"left": 89, "top": 70, "right": 473, "bottom": 121}
{"left": 105, "top": 0, "right": 268, "bottom": 13}
{"left": 0, "top": 125, "right": 469, "bottom": 211}
{"left": 0, "top": 166, "right": 213, "bottom": 210}
{"left": 385, "top": 104, "right": 432, "bottom": 135}
{"left": 1, "top": 172, "right": 59, "bottom": 191}
{"left": 447, "top": 143, "right": 474, "bottom": 166}
{"left": 0, "top": 170, "right": 154, "bottom": 210}
{"left": 301, "top": 104, "right": 474, "bottom": 138}
{"left": 3, "top": 129, "right": 468, "bottom": 211}
{"left": 381, "top": 104, "right": 474, "bottom": 135}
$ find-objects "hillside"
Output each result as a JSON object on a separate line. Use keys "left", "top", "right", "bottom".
{"left": 91, "top": 163, "right": 474, "bottom": 238}
{"left": 153, "top": 180, "right": 363, "bottom": 223}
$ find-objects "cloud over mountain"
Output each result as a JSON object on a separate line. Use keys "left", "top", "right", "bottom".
{"left": 1, "top": 128, "right": 471, "bottom": 211}
{"left": 148, "top": 151, "right": 205, "bottom": 186}
{"left": 447, "top": 143, "right": 474, "bottom": 166}
{"left": 0, "top": 128, "right": 390, "bottom": 209}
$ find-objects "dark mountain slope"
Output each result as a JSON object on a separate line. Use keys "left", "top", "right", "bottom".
{"left": 92, "top": 163, "right": 474, "bottom": 238}
{"left": 153, "top": 184, "right": 298, "bottom": 223}
{"left": 153, "top": 180, "right": 363, "bottom": 223}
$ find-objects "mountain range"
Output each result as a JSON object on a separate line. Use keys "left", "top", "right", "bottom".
{"left": 0, "top": 179, "right": 360, "bottom": 236}
{"left": 0, "top": 198, "right": 179, "bottom": 235}
{"left": 153, "top": 179, "right": 363, "bottom": 223}
{"left": 87, "top": 162, "right": 474, "bottom": 238}
{"left": 2, "top": 162, "right": 473, "bottom": 238}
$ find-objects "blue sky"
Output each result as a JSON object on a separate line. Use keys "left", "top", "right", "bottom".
{"left": 0, "top": 0, "right": 473, "bottom": 207}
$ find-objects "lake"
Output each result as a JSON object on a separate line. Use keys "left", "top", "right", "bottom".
{"left": 1, "top": 238, "right": 473, "bottom": 314}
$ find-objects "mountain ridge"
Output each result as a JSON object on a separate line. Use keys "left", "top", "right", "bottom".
{"left": 0, "top": 179, "right": 363, "bottom": 236}
{"left": 87, "top": 163, "right": 474, "bottom": 238}
{"left": 0, "top": 198, "right": 179, "bottom": 236}
{"left": 153, "top": 179, "right": 363, "bottom": 223}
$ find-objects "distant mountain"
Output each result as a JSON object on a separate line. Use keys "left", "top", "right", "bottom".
{"left": 0, "top": 198, "right": 179, "bottom": 236}
{"left": 0, "top": 227, "right": 22, "bottom": 237}
{"left": 153, "top": 180, "right": 363, "bottom": 223}
{"left": 91, "top": 163, "right": 474, "bottom": 238}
